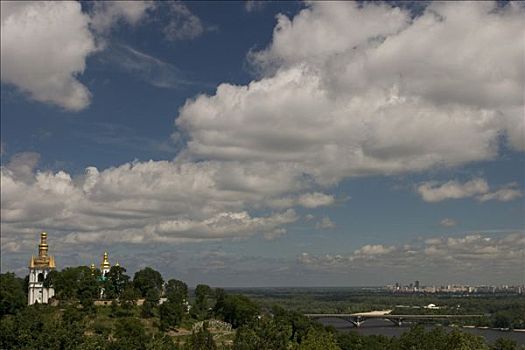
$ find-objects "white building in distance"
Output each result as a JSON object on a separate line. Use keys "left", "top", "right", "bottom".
{"left": 28, "top": 232, "right": 56, "bottom": 305}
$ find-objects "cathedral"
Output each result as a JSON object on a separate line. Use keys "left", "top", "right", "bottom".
{"left": 28, "top": 232, "right": 56, "bottom": 305}
{"left": 28, "top": 232, "right": 116, "bottom": 305}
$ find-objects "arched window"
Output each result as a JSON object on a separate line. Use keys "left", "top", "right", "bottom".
{"left": 38, "top": 273, "right": 44, "bottom": 282}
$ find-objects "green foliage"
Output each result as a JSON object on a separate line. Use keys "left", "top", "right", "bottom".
{"left": 142, "top": 299, "right": 156, "bottom": 318}
{"left": 491, "top": 337, "right": 519, "bottom": 350}
{"left": 194, "top": 284, "right": 212, "bottom": 320}
{"left": 166, "top": 279, "right": 188, "bottom": 304}
{"left": 147, "top": 333, "right": 179, "bottom": 350}
{"left": 103, "top": 266, "right": 131, "bottom": 299}
{"left": 133, "top": 267, "right": 164, "bottom": 298}
{"left": 233, "top": 318, "right": 291, "bottom": 350}
{"left": 44, "top": 266, "right": 101, "bottom": 306}
{"left": 272, "top": 306, "right": 320, "bottom": 344}
{"left": 297, "top": 328, "right": 341, "bottom": 350}
{"left": 184, "top": 322, "right": 217, "bottom": 350}
{"left": 214, "top": 294, "right": 259, "bottom": 328}
{"left": 444, "top": 329, "right": 489, "bottom": 350}
{"left": 0, "top": 304, "right": 86, "bottom": 350}
{"left": 0, "top": 273, "right": 26, "bottom": 316}
{"left": 159, "top": 300, "right": 185, "bottom": 330}
{"left": 108, "top": 317, "right": 148, "bottom": 350}
{"left": 120, "top": 285, "right": 139, "bottom": 309}
{"left": 337, "top": 332, "right": 392, "bottom": 350}
{"left": 158, "top": 279, "right": 189, "bottom": 330}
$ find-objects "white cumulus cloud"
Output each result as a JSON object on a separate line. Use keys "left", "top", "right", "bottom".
{"left": 178, "top": 1, "right": 525, "bottom": 188}
{"left": 90, "top": 1, "right": 154, "bottom": 33}
{"left": 1, "top": 1, "right": 96, "bottom": 111}
{"left": 417, "top": 178, "right": 489, "bottom": 202}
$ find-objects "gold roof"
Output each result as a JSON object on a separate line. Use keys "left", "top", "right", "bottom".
{"left": 101, "top": 251, "right": 111, "bottom": 269}
{"left": 29, "top": 232, "right": 55, "bottom": 269}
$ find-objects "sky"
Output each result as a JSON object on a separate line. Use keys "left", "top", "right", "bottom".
{"left": 1, "top": 1, "right": 524, "bottom": 287}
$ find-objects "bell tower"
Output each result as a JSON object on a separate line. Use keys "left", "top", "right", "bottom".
{"left": 100, "top": 251, "right": 111, "bottom": 276}
{"left": 28, "top": 232, "right": 56, "bottom": 305}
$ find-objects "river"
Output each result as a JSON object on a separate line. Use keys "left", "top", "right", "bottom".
{"left": 317, "top": 317, "right": 525, "bottom": 345}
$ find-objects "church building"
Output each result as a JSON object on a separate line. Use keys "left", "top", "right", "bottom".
{"left": 28, "top": 232, "right": 56, "bottom": 305}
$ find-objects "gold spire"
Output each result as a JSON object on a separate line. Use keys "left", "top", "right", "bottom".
{"left": 101, "top": 251, "right": 111, "bottom": 270}
{"left": 115, "top": 260, "right": 120, "bottom": 267}
{"left": 90, "top": 263, "right": 96, "bottom": 275}
{"left": 29, "top": 232, "right": 55, "bottom": 269}
{"left": 38, "top": 232, "right": 48, "bottom": 258}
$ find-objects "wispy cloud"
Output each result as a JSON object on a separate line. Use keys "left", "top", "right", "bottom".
{"left": 417, "top": 178, "right": 523, "bottom": 203}
{"left": 244, "top": 1, "right": 269, "bottom": 13}
{"left": 100, "top": 44, "right": 208, "bottom": 89}
{"left": 440, "top": 218, "right": 457, "bottom": 227}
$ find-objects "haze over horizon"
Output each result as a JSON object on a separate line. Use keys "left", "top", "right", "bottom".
{"left": 1, "top": 1, "right": 524, "bottom": 287}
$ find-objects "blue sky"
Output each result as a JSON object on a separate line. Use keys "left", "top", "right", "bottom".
{"left": 1, "top": 1, "right": 524, "bottom": 287}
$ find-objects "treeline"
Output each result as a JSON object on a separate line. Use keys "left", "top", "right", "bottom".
{"left": 1, "top": 270, "right": 523, "bottom": 349}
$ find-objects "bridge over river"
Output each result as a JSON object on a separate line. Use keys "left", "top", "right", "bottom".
{"left": 305, "top": 312, "right": 485, "bottom": 327}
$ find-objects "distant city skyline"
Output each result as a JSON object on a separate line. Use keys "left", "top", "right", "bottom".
{"left": 1, "top": 1, "right": 524, "bottom": 286}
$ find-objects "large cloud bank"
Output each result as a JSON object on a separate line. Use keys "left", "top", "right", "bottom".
{"left": 178, "top": 1, "right": 524, "bottom": 186}
{"left": 1, "top": 2, "right": 524, "bottom": 248}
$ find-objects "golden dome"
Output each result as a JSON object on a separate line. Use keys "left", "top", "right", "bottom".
{"left": 101, "top": 251, "right": 111, "bottom": 269}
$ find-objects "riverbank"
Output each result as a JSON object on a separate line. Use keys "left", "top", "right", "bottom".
{"left": 318, "top": 318, "right": 525, "bottom": 345}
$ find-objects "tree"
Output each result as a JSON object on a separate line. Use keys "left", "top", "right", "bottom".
{"left": 493, "top": 311, "right": 512, "bottom": 329}
{"left": 44, "top": 266, "right": 102, "bottom": 304}
{"left": 445, "top": 329, "right": 489, "bottom": 350}
{"left": 233, "top": 318, "right": 291, "bottom": 350}
{"left": 159, "top": 299, "right": 184, "bottom": 331}
{"left": 273, "top": 307, "right": 315, "bottom": 344}
{"left": 103, "top": 266, "right": 131, "bottom": 299}
{"left": 142, "top": 288, "right": 160, "bottom": 318}
{"left": 165, "top": 279, "right": 188, "bottom": 304}
{"left": 298, "top": 328, "right": 340, "bottom": 350}
{"left": 133, "top": 267, "right": 164, "bottom": 298}
{"left": 77, "top": 270, "right": 100, "bottom": 313}
{"left": 109, "top": 317, "right": 150, "bottom": 350}
{"left": 158, "top": 279, "right": 189, "bottom": 330}
{"left": 120, "top": 285, "right": 139, "bottom": 309}
{"left": 215, "top": 294, "right": 259, "bottom": 328}
{"left": 0, "top": 273, "right": 26, "bottom": 316}
{"left": 194, "top": 284, "right": 212, "bottom": 319}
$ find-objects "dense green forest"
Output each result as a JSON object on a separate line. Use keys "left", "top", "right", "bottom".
{"left": 1, "top": 268, "right": 523, "bottom": 349}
